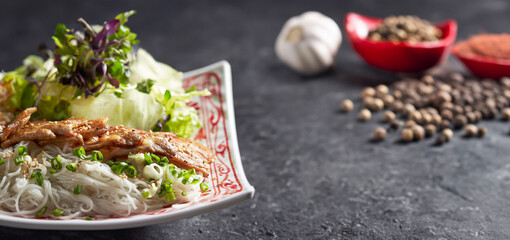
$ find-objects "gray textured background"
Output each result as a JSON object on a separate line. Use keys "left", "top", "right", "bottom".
{"left": 1, "top": 0, "right": 510, "bottom": 239}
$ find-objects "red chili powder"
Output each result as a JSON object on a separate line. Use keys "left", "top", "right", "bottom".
{"left": 454, "top": 34, "right": 510, "bottom": 60}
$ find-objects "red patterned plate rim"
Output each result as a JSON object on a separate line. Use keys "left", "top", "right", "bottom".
{"left": 0, "top": 61, "right": 255, "bottom": 230}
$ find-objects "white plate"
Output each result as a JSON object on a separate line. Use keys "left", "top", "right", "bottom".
{"left": 0, "top": 61, "right": 255, "bottom": 230}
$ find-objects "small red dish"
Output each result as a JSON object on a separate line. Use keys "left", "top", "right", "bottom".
{"left": 451, "top": 43, "right": 510, "bottom": 79}
{"left": 344, "top": 12, "right": 457, "bottom": 72}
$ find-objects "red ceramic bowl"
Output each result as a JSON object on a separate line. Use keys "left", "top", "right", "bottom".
{"left": 451, "top": 43, "right": 510, "bottom": 79}
{"left": 345, "top": 12, "right": 457, "bottom": 72}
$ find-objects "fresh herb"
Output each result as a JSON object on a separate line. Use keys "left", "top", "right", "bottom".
{"left": 31, "top": 171, "right": 44, "bottom": 186}
{"left": 52, "top": 10, "right": 138, "bottom": 97}
{"left": 49, "top": 170, "right": 57, "bottom": 174}
{"left": 73, "top": 185, "right": 82, "bottom": 195}
{"left": 66, "top": 163, "right": 77, "bottom": 172}
{"left": 51, "top": 155, "right": 63, "bottom": 169}
{"left": 185, "top": 86, "right": 196, "bottom": 93}
{"left": 52, "top": 208, "right": 64, "bottom": 217}
{"left": 0, "top": 157, "right": 4, "bottom": 166}
{"left": 136, "top": 79, "right": 155, "bottom": 94}
{"left": 86, "top": 217, "right": 93, "bottom": 221}
{"left": 35, "top": 206, "right": 48, "bottom": 218}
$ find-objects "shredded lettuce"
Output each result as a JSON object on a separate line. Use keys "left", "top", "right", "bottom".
{"left": 70, "top": 88, "right": 165, "bottom": 130}
{"left": 129, "top": 49, "right": 209, "bottom": 138}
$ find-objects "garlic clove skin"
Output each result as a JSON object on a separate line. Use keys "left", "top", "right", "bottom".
{"left": 275, "top": 11, "right": 342, "bottom": 76}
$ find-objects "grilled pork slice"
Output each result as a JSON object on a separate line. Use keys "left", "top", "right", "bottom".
{"left": 0, "top": 108, "right": 213, "bottom": 177}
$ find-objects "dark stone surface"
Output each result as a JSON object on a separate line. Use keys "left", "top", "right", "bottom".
{"left": 0, "top": 0, "right": 510, "bottom": 239}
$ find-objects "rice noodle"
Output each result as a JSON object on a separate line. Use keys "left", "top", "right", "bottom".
{"left": 0, "top": 142, "right": 203, "bottom": 219}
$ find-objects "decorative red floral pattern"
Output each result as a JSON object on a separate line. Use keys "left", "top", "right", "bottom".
{"left": 145, "top": 70, "right": 243, "bottom": 216}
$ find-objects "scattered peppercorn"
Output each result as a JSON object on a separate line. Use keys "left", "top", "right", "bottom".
{"left": 382, "top": 110, "right": 396, "bottom": 123}
{"left": 358, "top": 109, "right": 372, "bottom": 121}
{"left": 390, "top": 119, "right": 402, "bottom": 130}
{"left": 376, "top": 84, "right": 389, "bottom": 96}
{"left": 405, "top": 120, "right": 416, "bottom": 128}
{"left": 425, "top": 124, "right": 436, "bottom": 137}
{"left": 502, "top": 108, "right": 510, "bottom": 120}
{"left": 401, "top": 128, "right": 414, "bottom": 142}
{"left": 382, "top": 95, "right": 395, "bottom": 107}
{"left": 372, "top": 98, "right": 385, "bottom": 111}
{"left": 442, "top": 128, "right": 454, "bottom": 141}
{"left": 453, "top": 115, "right": 468, "bottom": 129}
{"left": 341, "top": 99, "right": 354, "bottom": 112}
{"left": 374, "top": 127, "right": 387, "bottom": 141}
{"left": 412, "top": 125, "right": 425, "bottom": 141}
{"left": 478, "top": 126, "right": 487, "bottom": 137}
{"left": 361, "top": 87, "right": 376, "bottom": 98}
{"left": 341, "top": 72, "right": 510, "bottom": 145}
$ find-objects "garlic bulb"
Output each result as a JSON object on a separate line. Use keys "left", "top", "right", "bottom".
{"left": 275, "top": 11, "right": 342, "bottom": 76}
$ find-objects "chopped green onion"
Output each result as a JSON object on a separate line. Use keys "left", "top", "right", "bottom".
{"left": 35, "top": 206, "right": 47, "bottom": 218}
{"left": 0, "top": 157, "right": 4, "bottom": 166}
{"left": 150, "top": 154, "right": 160, "bottom": 164}
{"left": 18, "top": 146, "right": 27, "bottom": 156}
{"left": 52, "top": 208, "right": 64, "bottom": 217}
{"left": 181, "top": 174, "right": 190, "bottom": 184}
{"left": 200, "top": 182, "right": 209, "bottom": 191}
{"left": 188, "top": 169, "right": 196, "bottom": 175}
{"left": 125, "top": 166, "right": 137, "bottom": 177}
{"left": 106, "top": 160, "right": 114, "bottom": 166}
{"left": 162, "top": 183, "right": 172, "bottom": 193}
{"left": 141, "top": 191, "right": 150, "bottom": 198}
{"left": 111, "top": 162, "right": 128, "bottom": 174}
{"left": 31, "top": 171, "right": 43, "bottom": 186}
{"left": 72, "top": 147, "right": 86, "bottom": 159}
{"left": 181, "top": 191, "right": 187, "bottom": 196}
{"left": 168, "top": 164, "right": 175, "bottom": 170}
{"left": 49, "top": 170, "right": 57, "bottom": 174}
{"left": 191, "top": 178, "right": 200, "bottom": 184}
{"left": 171, "top": 169, "right": 178, "bottom": 178}
{"left": 144, "top": 153, "right": 153, "bottom": 165}
{"left": 158, "top": 189, "right": 165, "bottom": 198}
{"left": 51, "top": 155, "right": 63, "bottom": 170}
{"left": 165, "top": 189, "right": 176, "bottom": 202}
{"left": 160, "top": 157, "right": 169, "bottom": 165}
{"left": 66, "top": 163, "right": 77, "bottom": 172}
{"left": 86, "top": 217, "right": 93, "bottom": 221}
{"left": 14, "top": 156, "right": 25, "bottom": 165}
{"left": 91, "top": 151, "right": 103, "bottom": 162}
{"left": 73, "top": 185, "right": 82, "bottom": 195}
